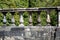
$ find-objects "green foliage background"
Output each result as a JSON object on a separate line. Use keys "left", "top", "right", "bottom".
{"left": 0, "top": 0, "right": 59, "bottom": 8}
{"left": 6, "top": 12, "right": 12, "bottom": 26}
{"left": 40, "top": 11, "right": 47, "bottom": 26}
{"left": 50, "top": 10, "right": 57, "bottom": 26}
{"left": 32, "top": 12, "right": 38, "bottom": 26}
{"left": 23, "top": 12, "right": 29, "bottom": 26}
{"left": 0, "top": 12, "right": 4, "bottom": 26}
{"left": 14, "top": 12, "right": 20, "bottom": 26}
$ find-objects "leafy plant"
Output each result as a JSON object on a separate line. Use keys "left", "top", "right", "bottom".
{"left": 0, "top": 12, "right": 4, "bottom": 26}
{"left": 0, "top": 0, "right": 60, "bottom": 8}
{"left": 32, "top": 12, "right": 38, "bottom": 26}
{"left": 14, "top": 12, "right": 20, "bottom": 26}
{"left": 23, "top": 12, "right": 29, "bottom": 26}
{"left": 15, "top": 0, "right": 29, "bottom": 8}
{"left": 52, "top": 0, "right": 60, "bottom": 6}
{"left": 6, "top": 12, "right": 12, "bottom": 26}
{"left": 40, "top": 11, "right": 47, "bottom": 26}
{"left": 50, "top": 10, "right": 57, "bottom": 26}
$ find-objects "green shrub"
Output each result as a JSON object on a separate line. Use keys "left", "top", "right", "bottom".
{"left": 40, "top": 11, "right": 47, "bottom": 26}
{"left": 23, "top": 12, "right": 29, "bottom": 26}
{"left": 16, "top": 0, "right": 29, "bottom": 8}
{"left": 52, "top": 0, "right": 60, "bottom": 6}
{"left": 32, "top": 12, "right": 38, "bottom": 26}
{"left": 0, "top": 12, "right": 4, "bottom": 26}
{"left": 0, "top": 0, "right": 29, "bottom": 8}
{"left": 0, "top": 0, "right": 16, "bottom": 8}
{"left": 14, "top": 12, "right": 20, "bottom": 26}
{"left": 6, "top": 12, "right": 12, "bottom": 26}
{"left": 29, "top": 0, "right": 60, "bottom": 7}
{"left": 29, "top": 0, "right": 37, "bottom": 7}
{"left": 41, "top": 0, "right": 55, "bottom": 7}
{"left": 0, "top": 0, "right": 60, "bottom": 8}
{"left": 29, "top": 0, "right": 43, "bottom": 7}
{"left": 29, "top": 0, "right": 52, "bottom": 7}
{"left": 50, "top": 10, "right": 57, "bottom": 26}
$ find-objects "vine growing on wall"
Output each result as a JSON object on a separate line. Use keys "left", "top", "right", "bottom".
{"left": 6, "top": 12, "right": 12, "bottom": 26}
{"left": 0, "top": 12, "right": 4, "bottom": 26}
{"left": 14, "top": 12, "right": 20, "bottom": 26}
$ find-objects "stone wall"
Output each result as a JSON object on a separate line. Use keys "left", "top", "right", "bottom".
{"left": 0, "top": 26, "right": 55, "bottom": 40}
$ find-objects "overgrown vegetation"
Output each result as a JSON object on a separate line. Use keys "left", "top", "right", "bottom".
{"left": 0, "top": 12, "right": 4, "bottom": 26}
{"left": 14, "top": 12, "right": 20, "bottom": 26}
{"left": 29, "top": 0, "right": 60, "bottom": 7}
{"left": 50, "top": 10, "right": 57, "bottom": 26}
{"left": 0, "top": 0, "right": 29, "bottom": 8}
{"left": 0, "top": 0, "right": 60, "bottom": 8}
{"left": 23, "top": 12, "right": 29, "bottom": 26}
{"left": 6, "top": 12, "right": 12, "bottom": 26}
{"left": 40, "top": 11, "right": 47, "bottom": 26}
{"left": 32, "top": 12, "right": 38, "bottom": 26}
{"left": 29, "top": 0, "right": 46, "bottom": 7}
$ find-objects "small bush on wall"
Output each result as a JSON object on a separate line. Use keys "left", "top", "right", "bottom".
{"left": 0, "top": 12, "right": 4, "bottom": 26}
{"left": 14, "top": 12, "right": 20, "bottom": 26}
{"left": 6, "top": 12, "right": 12, "bottom": 26}
{"left": 40, "top": 11, "right": 47, "bottom": 26}
{"left": 32, "top": 12, "right": 38, "bottom": 26}
{"left": 23, "top": 12, "right": 29, "bottom": 26}
{"left": 50, "top": 10, "right": 57, "bottom": 26}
